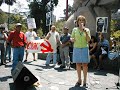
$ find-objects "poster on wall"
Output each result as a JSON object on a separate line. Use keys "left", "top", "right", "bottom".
{"left": 96, "top": 17, "right": 108, "bottom": 33}
{"left": 27, "top": 18, "right": 36, "bottom": 29}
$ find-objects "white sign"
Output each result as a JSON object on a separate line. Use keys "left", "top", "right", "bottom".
{"left": 27, "top": 18, "right": 36, "bottom": 29}
{"left": 46, "top": 12, "right": 56, "bottom": 26}
{"left": 96, "top": 17, "right": 108, "bottom": 33}
{"left": 46, "top": 12, "right": 51, "bottom": 26}
{"left": 26, "top": 39, "right": 54, "bottom": 53}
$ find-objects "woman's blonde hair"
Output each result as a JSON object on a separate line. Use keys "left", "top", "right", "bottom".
{"left": 76, "top": 15, "right": 86, "bottom": 27}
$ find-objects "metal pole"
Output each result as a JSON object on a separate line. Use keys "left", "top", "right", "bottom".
{"left": 8, "top": 4, "right": 10, "bottom": 30}
{"left": 50, "top": 0, "right": 52, "bottom": 25}
{"left": 66, "top": 0, "right": 68, "bottom": 21}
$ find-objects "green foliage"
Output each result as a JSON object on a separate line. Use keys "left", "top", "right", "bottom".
{"left": 111, "top": 19, "right": 120, "bottom": 39}
{"left": 9, "top": 14, "right": 23, "bottom": 24}
{"left": 111, "top": 19, "right": 120, "bottom": 31}
{"left": 28, "top": 0, "right": 58, "bottom": 34}
{"left": 63, "top": 5, "right": 74, "bottom": 18}
{"left": 113, "top": 30, "right": 120, "bottom": 38}
{"left": 0, "top": 11, "right": 8, "bottom": 24}
{"left": 7, "top": 13, "right": 27, "bottom": 32}
{"left": 37, "top": 28, "right": 43, "bottom": 38}
{"left": 54, "top": 19, "right": 66, "bottom": 32}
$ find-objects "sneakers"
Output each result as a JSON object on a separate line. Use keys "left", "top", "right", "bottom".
{"left": 1, "top": 63, "right": 6, "bottom": 65}
{"left": 45, "top": 64, "right": 49, "bottom": 67}
{"left": 83, "top": 83, "right": 88, "bottom": 88}
{"left": 75, "top": 82, "right": 81, "bottom": 87}
{"left": 60, "top": 65, "right": 65, "bottom": 68}
{"left": 33, "top": 59, "right": 37, "bottom": 61}
{"left": 97, "top": 67, "right": 104, "bottom": 71}
{"left": 24, "top": 60, "right": 27, "bottom": 62}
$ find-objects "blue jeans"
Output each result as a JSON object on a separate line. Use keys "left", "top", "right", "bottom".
{"left": 46, "top": 53, "right": 57, "bottom": 64}
{"left": 60, "top": 46, "right": 70, "bottom": 66}
{"left": 12, "top": 47, "right": 24, "bottom": 70}
{"left": 5, "top": 45, "right": 11, "bottom": 60}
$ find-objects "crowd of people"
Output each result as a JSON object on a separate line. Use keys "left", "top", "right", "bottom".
{"left": 0, "top": 15, "right": 117, "bottom": 88}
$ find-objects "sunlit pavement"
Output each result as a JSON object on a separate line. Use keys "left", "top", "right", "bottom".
{"left": 0, "top": 53, "right": 119, "bottom": 90}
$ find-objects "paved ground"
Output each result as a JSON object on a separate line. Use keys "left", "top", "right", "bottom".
{"left": 0, "top": 53, "right": 119, "bottom": 90}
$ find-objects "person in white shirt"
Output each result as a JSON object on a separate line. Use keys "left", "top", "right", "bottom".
{"left": 45, "top": 25, "right": 60, "bottom": 66}
{"left": 24, "top": 29, "right": 37, "bottom": 62}
{"left": 0, "top": 27, "right": 8, "bottom": 65}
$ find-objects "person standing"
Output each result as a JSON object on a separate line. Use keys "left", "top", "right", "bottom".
{"left": 71, "top": 15, "right": 91, "bottom": 87}
{"left": 45, "top": 25, "right": 60, "bottom": 67}
{"left": 59, "top": 27, "right": 71, "bottom": 69}
{"left": 24, "top": 29, "right": 37, "bottom": 62}
{"left": 0, "top": 27, "right": 7, "bottom": 65}
{"left": 8, "top": 23, "right": 27, "bottom": 71}
{"left": 5, "top": 31, "right": 11, "bottom": 62}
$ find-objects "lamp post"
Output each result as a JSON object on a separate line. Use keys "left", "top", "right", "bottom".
{"left": 50, "top": 0, "right": 52, "bottom": 25}
{"left": 8, "top": 4, "right": 10, "bottom": 30}
{"left": 66, "top": 0, "right": 68, "bottom": 21}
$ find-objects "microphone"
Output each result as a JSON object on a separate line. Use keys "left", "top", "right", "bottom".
{"left": 81, "top": 23, "right": 85, "bottom": 31}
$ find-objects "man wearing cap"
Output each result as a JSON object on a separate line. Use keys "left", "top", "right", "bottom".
{"left": 59, "top": 27, "right": 71, "bottom": 69}
{"left": 0, "top": 27, "right": 7, "bottom": 65}
{"left": 8, "top": 23, "right": 27, "bottom": 70}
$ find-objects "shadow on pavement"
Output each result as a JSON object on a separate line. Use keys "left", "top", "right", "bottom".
{"left": 88, "top": 68, "right": 118, "bottom": 76}
{"left": 0, "top": 76, "right": 12, "bottom": 82}
{"left": 9, "top": 83, "right": 37, "bottom": 90}
{"left": 69, "top": 86, "right": 87, "bottom": 90}
{"left": 54, "top": 67, "right": 68, "bottom": 72}
{"left": 5, "top": 64, "right": 12, "bottom": 68}
{"left": 94, "top": 71, "right": 107, "bottom": 76}
{"left": 38, "top": 65, "right": 54, "bottom": 69}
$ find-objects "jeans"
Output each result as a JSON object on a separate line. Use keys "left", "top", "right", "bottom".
{"left": 5, "top": 45, "right": 11, "bottom": 61}
{"left": 46, "top": 53, "right": 57, "bottom": 65}
{"left": 12, "top": 47, "right": 24, "bottom": 70}
{"left": 60, "top": 46, "right": 70, "bottom": 67}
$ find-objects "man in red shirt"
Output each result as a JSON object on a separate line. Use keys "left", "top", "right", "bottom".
{"left": 8, "top": 23, "right": 27, "bottom": 71}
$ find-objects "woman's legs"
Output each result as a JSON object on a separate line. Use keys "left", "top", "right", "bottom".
{"left": 76, "top": 63, "right": 82, "bottom": 83}
{"left": 82, "top": 63, "right": 88, "bottom": 84}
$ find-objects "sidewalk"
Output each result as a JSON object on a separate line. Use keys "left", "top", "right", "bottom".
{"left": 0, "top": 53, "right": 119, "bottom": 90}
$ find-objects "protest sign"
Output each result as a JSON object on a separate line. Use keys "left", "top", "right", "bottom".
{"left": 27, "top": 18, "right": 36, "bottom": 29}
{"left": 26, "top": 39, "right": 54, "bottom": 53}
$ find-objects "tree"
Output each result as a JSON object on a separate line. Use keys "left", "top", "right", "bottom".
{"left": 28, "top": 0, "right": 58, "bottom": 34}
{"left": 54, "top": 19, "right": 66, "bottom": 32}
{"left": 63, "top": 5, "right": 74, "bottom": 19}
{"left": 0, "top": 10, "right": 7, "bottom": 24}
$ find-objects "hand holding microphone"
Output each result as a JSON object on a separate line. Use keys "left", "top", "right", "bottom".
{"left": 81, "top": 23, "right": 88, "bottom": 35}
{"left": 81, "top": 23, "right": 85, "bottom": 31}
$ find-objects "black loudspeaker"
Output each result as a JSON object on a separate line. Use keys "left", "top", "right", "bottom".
{"left": 11, "top": 62, "right": 38, "bottom": 89}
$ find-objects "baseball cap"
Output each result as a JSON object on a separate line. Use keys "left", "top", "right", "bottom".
{"left": 64, "top": 27, "right": 69, "bottom": 30}
{"left": 16, "top": 23, "right": 22, "bottom": 26}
